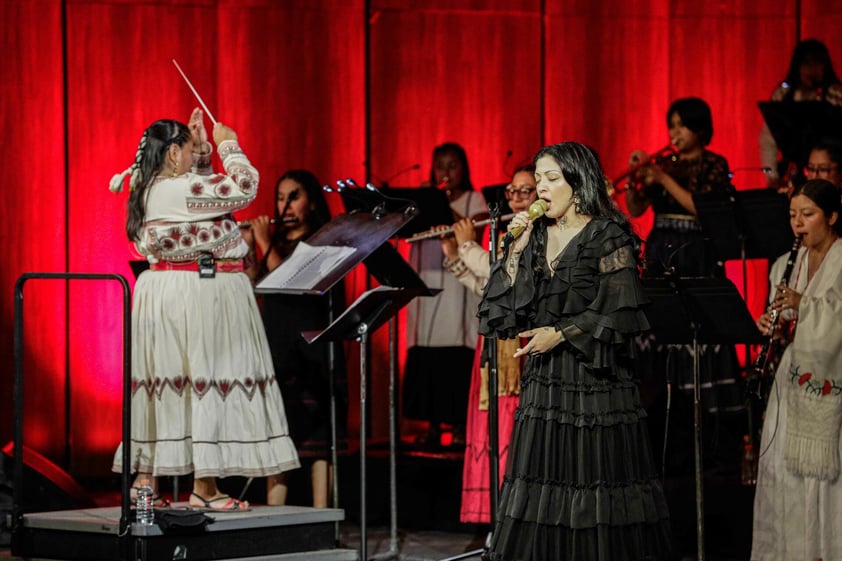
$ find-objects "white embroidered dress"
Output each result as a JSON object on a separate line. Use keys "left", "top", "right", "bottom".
{"left": 752, "top": 239, "right": 842, "bottom": 561}
{"left": 112, "top": 141, "right": 300, "bottom": 478}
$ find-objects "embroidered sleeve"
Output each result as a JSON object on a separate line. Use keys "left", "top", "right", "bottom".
{"left": 184, "top": 140, "right": 259, "bottom": 216}
{"left": 191, "top": 144, "right": 213, "bottom": 176}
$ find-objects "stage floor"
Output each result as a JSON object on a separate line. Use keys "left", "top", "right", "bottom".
{"left": 1, "top": 522, "right": 486, "bottom": 561}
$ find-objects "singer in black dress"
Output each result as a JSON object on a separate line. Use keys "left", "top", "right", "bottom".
{"left": 479, "top": 142, "right": 670, "bottom": 561}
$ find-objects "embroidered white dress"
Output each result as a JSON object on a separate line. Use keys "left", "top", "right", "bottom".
{"left": 112, "top": 141, "right": 300, "bottom": 478}
{"left": 752, "top": 239, "right": 842, "bottom": 561}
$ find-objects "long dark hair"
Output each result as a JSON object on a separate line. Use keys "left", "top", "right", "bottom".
{"left": 793, "top": 178, "right": 842, "bottom": 235}
{"left": 265, "top": 169, "right": 332, "bottom": 264}
{"left": 534, "top": 142, "right": 641, "bottom": 259}
{"left": 125, "top": 120, "right": 191, "bottom": 241}
{"left": 782, "top": 39, "right": 840, "bottom": 96}
{"left": 428, "top": 142, "right": 473, "bottom": 192}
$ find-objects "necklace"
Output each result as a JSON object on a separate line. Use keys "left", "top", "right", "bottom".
{"left": 557, "top": 216, "right": 568, "bottom": 230}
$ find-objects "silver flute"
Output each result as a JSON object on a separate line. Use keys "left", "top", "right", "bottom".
{"left": 405, "top": 213, "right": 516, "bottom": 243}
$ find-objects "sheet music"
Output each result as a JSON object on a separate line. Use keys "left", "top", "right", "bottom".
{"left": 255, "top": 241, "right": 356, "bottom": 292}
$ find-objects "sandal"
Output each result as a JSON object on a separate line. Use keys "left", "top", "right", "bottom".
{"left": 130, "top": 486, "right": 171, "bottom": 508}
{"left": 189, "top": 492, "right": 250, "bottom": 512}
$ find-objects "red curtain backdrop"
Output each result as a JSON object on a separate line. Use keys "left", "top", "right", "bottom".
{"left": 3, "top": 0, "right": 841, "bottom": 476}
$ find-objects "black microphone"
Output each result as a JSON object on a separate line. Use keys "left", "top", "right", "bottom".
{"left": 381, "top": 163, "right": 421, "bottom": 188}
{"left": 502, "top": 200, "right": 548, "bottom": 244}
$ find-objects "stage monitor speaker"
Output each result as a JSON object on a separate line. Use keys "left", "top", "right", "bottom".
{"left": 1, "top": 441, "right": 97, "bottom": 513}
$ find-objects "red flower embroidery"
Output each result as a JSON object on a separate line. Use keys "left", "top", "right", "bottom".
{"left": 798, "top": 372, "right": 813, "bottom": 386}
{"left": 194, "top": 379, "right": 207, "bottom": 393}
{"left": 219, "top": 381, "right": 231, "bottom": 395}
{"left": 822, "top": 379, "right": 832, "bottom": 396}
{"left": 190, "top": 183, "right": 204, "bottom": 196}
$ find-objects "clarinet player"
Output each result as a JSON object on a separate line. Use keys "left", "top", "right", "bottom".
{"left": 752, "top": 178, "right": 842, "bottom": 561}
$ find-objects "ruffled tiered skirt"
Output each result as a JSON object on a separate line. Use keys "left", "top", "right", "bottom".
{"left": 485, "top": 350, "right": 671, "bottom": 561}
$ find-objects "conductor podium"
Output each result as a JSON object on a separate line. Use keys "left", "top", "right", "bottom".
{"left": 10, "top": 198, "right": 433, "bottom": 561}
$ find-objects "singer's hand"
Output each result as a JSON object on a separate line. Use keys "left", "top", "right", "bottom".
{"left": 213, "top": 122, "right": 237, "bottom": 145}
{"left": 508, "top": 210, "right": 534, "bottom": 254}
{"left": 514, "top": 326, "right": 564, "bottom": 357}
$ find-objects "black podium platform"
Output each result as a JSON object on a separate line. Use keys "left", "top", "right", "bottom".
{"left": 13, "top": 505, "right": 355, "bottom": 561}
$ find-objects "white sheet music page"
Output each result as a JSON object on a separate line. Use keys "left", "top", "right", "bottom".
{"left": 255, "top": 241, "right": 356, "bottom": 292}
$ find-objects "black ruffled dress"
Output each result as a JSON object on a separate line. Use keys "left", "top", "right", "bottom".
{"left": 479, "top": 218, "right": 671, "bottom": 561}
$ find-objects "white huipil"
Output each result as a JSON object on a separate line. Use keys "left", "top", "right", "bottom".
{"left": 752, "top": 239, "right": 842, "bottom": 561}
{"left": 113, "top": 141, "right": 299, "bottom": 478}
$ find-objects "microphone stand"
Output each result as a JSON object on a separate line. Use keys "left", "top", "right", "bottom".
{"left": 439, "top": 204, "right": 502, "bottom": 561}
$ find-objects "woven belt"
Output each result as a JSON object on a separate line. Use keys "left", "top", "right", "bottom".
{"left": 653, "top": 214, "right": 702, "bottom": 232}
{"left": 149, "top": 259, "right": 244, "bottom": 273}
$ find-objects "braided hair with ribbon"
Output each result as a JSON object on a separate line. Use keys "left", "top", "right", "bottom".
{"left": 110, "top": 120, "right": 191, "bottom": 241}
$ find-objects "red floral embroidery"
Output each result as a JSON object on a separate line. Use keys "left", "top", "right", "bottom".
{"left": 190, "top": 183, "right": 204, "bottom": 196}
{"left": 823, "top": 379, "right": 832, "bottom": 396}
{"left": 194, "top": 379, "right": 207, "bottom": 393}
{"left": 219, "top": 381, "right": 231, "bottom": 395}
{"left": 798, "top": 372, "right": 813, "bottom": 385}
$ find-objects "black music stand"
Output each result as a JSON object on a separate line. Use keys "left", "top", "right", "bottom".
{"left": 694, "top": 188, "right": 791, "bottom": 264}
{"left": 759, "top": 100, "right": 842, "bottom": 171}
{"left": 339, "top": 186, "right": 453, "bottom": 238}
{"left": 258, "top": 208, "right": 435, "bottom": 561}
{"left": 693, "top": 188, "right": 791, "bottom": 450}
{"left": 643, "top": 276, "right": 763, "bottom": 561}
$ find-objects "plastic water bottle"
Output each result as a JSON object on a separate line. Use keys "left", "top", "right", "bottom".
{"left": 740, "top": 435, "right": 757, "bottom": 486}
{"left": 136, "top": 485, "right": 155, "bottom": 526}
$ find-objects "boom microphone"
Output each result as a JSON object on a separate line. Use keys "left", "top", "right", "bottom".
{"left": 503, "top": 199, "right": 548, "bottom": 243}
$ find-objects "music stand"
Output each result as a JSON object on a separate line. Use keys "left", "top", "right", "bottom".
{"left": 643, "top": 276, "right": 763, "bottom": 561}
{"left": 259, "top": 208, "right": 435, "bottom": 561}
{"left": 759, "top": 100, "right": 842, "bottom": 170}
{"left": 694, "top": 188, "right": 791, "bottom": 263}
{"left": 693, "top": 188, "right": 791, "bottom": 452}
{"left": 339, "top": 186, "right": 453, "bottom": 238}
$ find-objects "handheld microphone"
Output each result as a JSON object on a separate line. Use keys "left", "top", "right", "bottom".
{"left": 503, "top": 199, "right": 548, "bottom": 243}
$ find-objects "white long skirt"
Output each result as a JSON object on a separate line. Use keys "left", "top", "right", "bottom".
{"left": 112, "top": 270, "right": 300, "bottom": 479}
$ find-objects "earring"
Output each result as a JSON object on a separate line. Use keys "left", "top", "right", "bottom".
{"left": 172, "top": 161, "right": 179, "bottom": 177}
{"left": 573, "top": 196, "right": 582, "bottom": 214}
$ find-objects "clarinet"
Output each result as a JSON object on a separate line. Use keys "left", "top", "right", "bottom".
{"left": 747, "top": 236, "right": 803, "bottom": 399}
